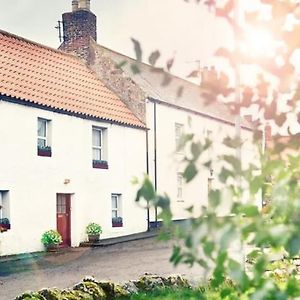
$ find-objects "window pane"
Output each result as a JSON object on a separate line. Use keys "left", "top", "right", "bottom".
{"left": 112, "top": 210, "right": 118, "bottom": 218}
{"left": 38, "top": 119, "right": 46, "bottom": 137}
{"left": 93, "top": 149, "right": 101, "bottom": 160}
{"left": 112, "top": 195, "right": 118, "bottom": 209}
{"left": 177, "top": 188, "right": 182, "bottom": 199}
{"left": 38, "top": 138, "right": 46, "bottom": 147}
{"left": 92, "top": 129, "right": 101, "bottom": 147}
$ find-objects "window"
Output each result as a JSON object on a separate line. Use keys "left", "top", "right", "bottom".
{"left": 175, "top": 123, "right": 184, "bottom": 151}
{"left": 37, "top": 118, "right": 51, "bottom": 157}
{"left": 92, "top": 127, "right": 108, "bottom": 169}
{"left": 92, "top": 127, "right": 102, "bottom": 160}
{"left": 177, "top": 173, "right": 183, "bottom": 200}
{"left": 0, "top": 191, "right": 10, "bottom": 231}
{"left": 111, "top": 194, "right": 123, "bottom": 227}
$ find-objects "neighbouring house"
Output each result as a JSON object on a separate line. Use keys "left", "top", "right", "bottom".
{"left": 58, "top": 1, "right": 261, "bottom": 224}
{"left": 0, "top": 29, "right": 147, "bottom": 256}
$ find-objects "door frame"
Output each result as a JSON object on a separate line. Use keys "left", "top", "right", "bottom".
{"left": 56, "top": 193, "right": 71, "bottom": 247}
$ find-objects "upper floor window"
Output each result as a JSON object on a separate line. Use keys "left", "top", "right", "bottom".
{"left": 111, "top": 194, "right": 123, "bottom": 227}
{"left": 92, "top": 127, "right": 108, "bottom": 169}
{"left": 177, "top": 172, "right": 184, "bottom": 201}
{"left": 175, "top": 123, "right": 184, "bottom": 152}
{"left": 37, "top": 118, "right": 51, "bottom": 157}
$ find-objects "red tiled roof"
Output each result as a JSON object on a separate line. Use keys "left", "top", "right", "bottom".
{"left": 0, "top": 30, "right": 145, "bottom": 128}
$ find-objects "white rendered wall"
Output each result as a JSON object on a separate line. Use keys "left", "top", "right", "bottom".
{"left": 146, "top": 99, "right": 261, "bottom": 221}
{"left": 0, "top": 99, "right": 147, "bottom": 256}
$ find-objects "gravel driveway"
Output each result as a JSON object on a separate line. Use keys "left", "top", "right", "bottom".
{"left": 0, "top": 237, "right": 205, "bottom": 299}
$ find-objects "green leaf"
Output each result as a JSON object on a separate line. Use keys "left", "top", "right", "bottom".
{"left": 208, "top": 190, "right": 221, "bottom": 208}
{"left": 223, "top": 155, "right": 242, "bottom": 173}
{"left": 219, "top": 167, "right": 234, "bottom": 183}
{"left": 203, "top": 241, "right": 215, "bottom": 257}
{"left": 135, "top": 176, "right": 155, "bottom": 202}
{"left": 250, "top": 176, "right": 263, "bottom": 195}
{"left": 183, "top": 162, "right": 198, "bottom": 183}
{"left": 148, "top": 50, "right": 160, "bottom": 66}
{"left": 130, "top": 64, "right": 140, "bottom": 74}
{"left": 223, "top": 136, "right": 242, "bottom": 148}
{"left": 170, "top": 245, "right": 182, "bottom": 266}
{"left": 239, "top": 204, "right": 259, "bottom": 217}
{"left": 131, "top": 38, "right": 142, "bottom": 61}
{"left": 115, "top": 60, "right": 127, "bottom": 69}
{"left": 191, "top": 142, "right": 202, "bottom": 161}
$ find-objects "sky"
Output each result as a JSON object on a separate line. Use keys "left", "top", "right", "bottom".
{"left": 0, "top": 0, "right": 233, "bottom": 80}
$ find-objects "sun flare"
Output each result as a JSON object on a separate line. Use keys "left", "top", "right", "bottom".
{"left": 240, "top": 28, "right": 278, "bottom": 58}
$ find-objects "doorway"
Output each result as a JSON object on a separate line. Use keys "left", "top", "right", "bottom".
{"left": 56, "top": 194, "right": 71, "bottom": 247}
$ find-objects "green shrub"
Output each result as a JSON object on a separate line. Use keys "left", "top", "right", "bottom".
{"left": 41, "top": 230, "right": 62, "bottom": 247}
{"left": 86, "top": 223, "right": 103, "bottom": 235}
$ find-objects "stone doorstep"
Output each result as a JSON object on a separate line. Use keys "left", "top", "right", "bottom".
{"left": 80, "top": 230, "right": 158, "bottom": 248}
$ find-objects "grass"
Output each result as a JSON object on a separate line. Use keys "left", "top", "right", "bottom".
{"left": 121, "top": 288, "right": 205, "bottom": 300}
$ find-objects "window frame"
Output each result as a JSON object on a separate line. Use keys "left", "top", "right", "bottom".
{"left": 177, "top": 172, "right": 184, "bottom": 201}
{"left": 0, "top": 191, "right": 10, "bottom": 231}
{"left": 111, "top": 194, "right": 123, "bottom": 227}
{"left": 37, "top": 118, "right": 48, "bottom": 148}
{"left": 92, "top": 126, "right": 108, "bottom": 169}
{"left": 37, "top": 118, "right": 52, "bottom": 157}
{"left": 175, "top": 123, "right": 184, "bottom": 152}
{"left": 92, "top": 127, "right": 103, "bottom": 161}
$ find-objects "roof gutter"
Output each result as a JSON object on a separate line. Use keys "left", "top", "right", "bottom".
{"left": 147, "top": 97, "right": 253, "bottom": 132}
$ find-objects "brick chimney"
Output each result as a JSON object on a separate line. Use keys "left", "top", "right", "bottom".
{"left": 59, "top": 0, "right": 96, "bottom": 61}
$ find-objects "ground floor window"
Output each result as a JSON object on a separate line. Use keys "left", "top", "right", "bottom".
{"left": 177, "top": 173, "right": 184, "bottom": 201}
{"left": 0, "top": 191, "right": 10, "bottom": 231}
{"left": 111, "top": 194, "right": 123, "bottom": 227}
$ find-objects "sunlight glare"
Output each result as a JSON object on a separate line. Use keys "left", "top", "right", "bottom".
{"left": 240, "top": 28, "right": 277, "bottom": 58}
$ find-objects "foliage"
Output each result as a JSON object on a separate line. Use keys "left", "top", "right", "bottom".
{"left": 133, "top": 0, "right": 300, "bottom": 298}
{"left": 122, "top": 288, "right": 205, "bottom": 300}
{"left": 86, "top": 222, "right": 103, "bottom": 235}
{"left": 41, "top": 230, "right": 62, "bottom": 247}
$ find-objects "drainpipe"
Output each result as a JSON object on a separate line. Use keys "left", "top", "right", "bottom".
{"left": 153, "top": 101, "right": 158, "bottom": 228}
{"left": 146, "top": 129, "right": 150, "bottom": 231}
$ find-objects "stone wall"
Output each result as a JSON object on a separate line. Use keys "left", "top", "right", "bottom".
{"left": 87, "top": 41, "right": 146, "bottom": 123}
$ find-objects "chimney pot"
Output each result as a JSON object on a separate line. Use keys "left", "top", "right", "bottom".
{"left": 72, "top": 0, "right": 79, "bottom": 11}
{"left": 78, "top": 0, "right": 90, "bottom": 10}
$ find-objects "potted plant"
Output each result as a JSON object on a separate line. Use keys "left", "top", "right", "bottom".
{"left": 86, "top": 223, "right": 102, "bottom": 242}
{"left": 41, "top": 229, "right": 62, "bottom": 252}
{"left": 112, "top": 217, "right": 123, "bottom": 227}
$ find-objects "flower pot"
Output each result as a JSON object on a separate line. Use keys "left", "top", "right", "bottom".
{"left": 38, "top": 147, "right": 52, "bottom": 157}
{"left": 112, "top": 222, "right": 123, "bottom": 227}
{"left": 46, "top": 244, "right": 59, "bottom": 252}
{"left": 92, "top": 160, "right": 108, "bottom": 169}
{"left": 88, "top": 234, "right": 100, "bottom": 242}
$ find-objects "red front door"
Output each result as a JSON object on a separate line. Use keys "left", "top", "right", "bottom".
{"left": 56, "top": 194, "right": 71, "bottom": 247}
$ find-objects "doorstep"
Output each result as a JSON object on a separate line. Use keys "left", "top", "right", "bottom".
{"left": 80, "top": 229, "right": 158, "bottom": 247}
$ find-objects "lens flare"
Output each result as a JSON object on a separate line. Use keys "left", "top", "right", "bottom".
{"left": 240, "top": 28, "right": 278, "bottom": 58}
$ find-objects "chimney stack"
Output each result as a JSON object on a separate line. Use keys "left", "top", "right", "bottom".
{"left": 60, "top": 0, "right": 96, "bottom": 61}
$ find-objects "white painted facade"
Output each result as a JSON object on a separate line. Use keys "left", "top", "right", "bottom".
{"left": 146, "top": 99, "right": 260, "bottom": 222}
{"left": 0, "top": 99, "right": 147, "bottom": 256}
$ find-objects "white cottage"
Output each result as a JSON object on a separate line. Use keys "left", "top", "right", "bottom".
{"left": 56, "top": 0, "right": 259, "bottom": 228}
{"left": 0, "top": 30, "right": 147, "bottom": 255}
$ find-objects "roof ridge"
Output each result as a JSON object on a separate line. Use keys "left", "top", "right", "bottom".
{"left": 0, "top": 29, "right": 79, "bottom": 60}
{"left": 97, "top": 43, "right": 203, "bottom": 89}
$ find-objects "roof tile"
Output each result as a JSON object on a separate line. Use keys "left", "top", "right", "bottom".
{"left": 0, "top": 30, "right": 145, "bottom": 128}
